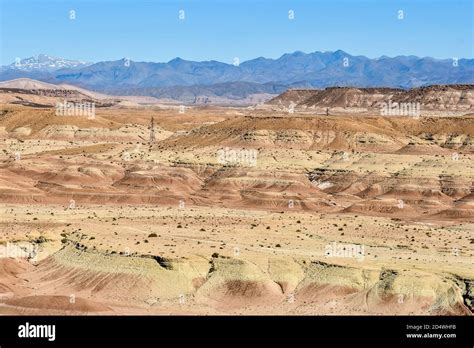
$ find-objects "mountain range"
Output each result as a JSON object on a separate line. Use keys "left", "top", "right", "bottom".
{"left": 1, "top": 51, "right": 473, "bottom": 102}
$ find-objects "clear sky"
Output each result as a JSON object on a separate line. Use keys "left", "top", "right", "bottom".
{"left": 0, "top": 0, "right": 472, "bottom": 65}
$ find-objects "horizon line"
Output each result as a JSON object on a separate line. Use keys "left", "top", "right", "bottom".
{"left": 5, "top": 49, "right": 473, "bottom": 67}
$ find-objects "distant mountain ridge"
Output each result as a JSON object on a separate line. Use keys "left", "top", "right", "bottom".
{"left": 1, "top": 50, "right": 473, "bottom": 102}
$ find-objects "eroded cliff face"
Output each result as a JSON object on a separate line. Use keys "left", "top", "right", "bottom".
{"left": 267, "top": 85, "right": 474, "bottom": 116}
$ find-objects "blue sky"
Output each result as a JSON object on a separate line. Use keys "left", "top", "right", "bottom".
{"left": 0, "top": 0, "right": 472, "bottom": 65}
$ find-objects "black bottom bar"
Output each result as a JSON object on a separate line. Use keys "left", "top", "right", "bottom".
{"left": 0, "top": 315, "right": 472, "bottom": 347}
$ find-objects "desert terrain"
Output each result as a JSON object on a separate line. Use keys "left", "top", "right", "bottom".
{"left": 0, "top": 81, "right": 473, "bottom": 315}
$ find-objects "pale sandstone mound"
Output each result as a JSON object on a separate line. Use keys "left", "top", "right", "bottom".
{"left": 28, "top": 245, "right": 210, "bottom": 307}
{"left": 295, "top": 262, "right": 471, "bottom": 315}
{"left": 195, "top": 258, "right": 284, "bottom": 309}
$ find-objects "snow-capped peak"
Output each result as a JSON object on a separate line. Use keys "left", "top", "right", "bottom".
{"left": 8, "top": 54, "right": 91, "bottom": 72}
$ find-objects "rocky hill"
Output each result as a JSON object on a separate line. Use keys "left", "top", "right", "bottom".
{"left": 267, "top": 85, "right": 474, "bottom": 114}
